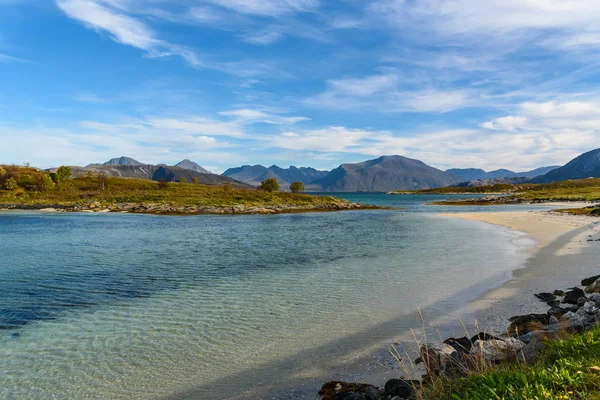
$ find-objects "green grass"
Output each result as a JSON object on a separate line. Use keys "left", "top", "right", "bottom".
{"left": 404, "top": 178, "right": 600, "bottom": 206}
{"left": 555, "top": 207, "right": 600, "bottom": 217}
{"left": 0, "top": 165, "right": 355, "bottom": 210}
{"left": 393, "top": 183, "right": 522, "bottom": 195}
{"left": 419, "top": 328, "right": 600, "bottom": 400}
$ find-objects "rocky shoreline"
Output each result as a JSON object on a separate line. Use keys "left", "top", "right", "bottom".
{"left": 318, "top": 274, "right": 600, "bottom": 400}
{"left": 0, "top": 201, "right": 380, "bottom": 215}
{"left": 432, "top": 196, "right": 597, "bottom": 206}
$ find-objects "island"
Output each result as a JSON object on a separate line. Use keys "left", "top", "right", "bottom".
{"left": 0, "top": 165, "right": 377, "bottom": 215}
{"left": 390, "top": 178, "right": 600, "bottom": 215}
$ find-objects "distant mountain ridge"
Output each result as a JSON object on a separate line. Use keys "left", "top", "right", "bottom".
{"left": 313, "top": 155, "right": 459, "bottom": 192}
{"left": 71, "top": 157, "right": 244, "bottom": 187}
{"left": 103, "top": 156, "right": 143, "bottom": 166}
{"left": 175, "top": 159, "right": 212, "bottom": 174}
{"left": 222, "top": 165, "right": 329, "bottom": 189}
{"left": 447, "top": 166, "right": 560, "bottom": 182}
{"left": 530, "top": 148, "right": 600, "bottom": 183}
{"left": 64, "top": 151, "right": 595, "bottom": 192}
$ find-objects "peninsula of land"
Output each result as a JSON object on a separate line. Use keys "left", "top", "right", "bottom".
{"left": 0, "top": 165, "right": 376, "bottom": 215}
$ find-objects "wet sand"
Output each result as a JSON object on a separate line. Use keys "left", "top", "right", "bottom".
{"left": 442, "top": 208, "right": 600, "bottom": 332}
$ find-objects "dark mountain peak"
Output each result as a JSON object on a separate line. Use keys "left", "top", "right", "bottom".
{"left": 530, "top": 148, "right": 600, "bottom": 183}
{"left": 222, "top": 164, "right": 330, "bottom": 189}
{"left": 448, "top": 165, "right": 560, "bottom": 182}
{"left": 315, "top": 155, "right": 458, "bottom": 192}
{"left": 104, "top": 156, "right": 143, "bottom": 166}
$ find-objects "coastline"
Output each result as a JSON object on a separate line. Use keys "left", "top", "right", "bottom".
{"left": 0, "top": 201, "right": 380, "bottom": 216}
{"left": 441, "top": 208, "right": 600, "bottom": 332}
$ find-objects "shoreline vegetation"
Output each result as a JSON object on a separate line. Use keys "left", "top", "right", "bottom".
{"left": 0, "top": 165, "right": 378, "bottom": 215}
{"left": 390, "top": 178, "right": 600, "bottom": 215}
{"left": 320, "top": 275, "right": 600, "bottom": 400}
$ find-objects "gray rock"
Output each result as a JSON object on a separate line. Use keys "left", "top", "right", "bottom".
{"left": 344, "top": 394, "right": 366, "bottom": 400}
{"left": 420, "top": 343, "right": 457, "bottom": 375}
{"left": 590, "top": 293, "right": 600, "bottom": 306}
{"left": 586, "top": 279, "right": 600, "bottom": 294}
{"left": 471, "top": 338, "right": 525, "bottom": 362}
{"left": 559, "top": 311, "right": 586, "bottom": 330}
{"left": 519, "top": 331, "right": 557, "bottom": 365}
{"left": 365, "top": 385, "right": 381, "bottom": 400}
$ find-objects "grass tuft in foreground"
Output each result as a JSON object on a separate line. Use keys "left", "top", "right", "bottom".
{"left": 418, "top": 327, "right": 600, "bottom": 400}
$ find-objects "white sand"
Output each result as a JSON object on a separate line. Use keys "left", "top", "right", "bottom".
{"left": 442, "top": 209, "right": 600, "bottom": 331}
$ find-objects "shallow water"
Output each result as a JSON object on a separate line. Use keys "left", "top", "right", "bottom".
{"left": 0, "top": 195, "right": 546, "bottom": 399}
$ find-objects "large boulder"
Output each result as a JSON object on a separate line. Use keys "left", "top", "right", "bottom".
{"left": 564, "top": 288, "right": 586, "bottom": 305}
{"left": 507, "top": 314, "right": 549, "bottom": 336}
{"left": 534, "top": 292, "right": 556, "bottom": 303}
{"left": 585, "top": 279, "right": 600, "bottom": 294}
{"left": 443, "top": 336, "right": 472, "bottom": 353}
{"left": 420, "top": 343, "right": 458, "bottom": 376}
{"left": 384, "top": 379, "right": 416, "bottom": 399}
{"left": 519, "top": 331, "right": 557, "bottom": 365}
{"left": 364, "top": 386, "right": 381, "bottom": 400}
{"left": 471, "top": 338, "right": 525, "bottom": 363}
{"left": 558, "top": 311, "right": 586, "bottom": 331}
{"left": 582, "top": 275, "right": 600, "bottom": 286}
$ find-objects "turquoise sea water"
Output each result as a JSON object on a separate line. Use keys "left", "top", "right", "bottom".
{"left": 0, "top": 194, "right": 556, "bottom": 399}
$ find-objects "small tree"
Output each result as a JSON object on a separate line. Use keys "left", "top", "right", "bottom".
{"left": 290, "top": 181, "right": 305, "bottom": 193}
{"left": 18, "top": 175, "right": 36, "bottom": 190}
{"left": 259, "top": 178, "right": 280, "bottom": 192}
{"left": 0, "top": 167, "right": 6, "bottom": 177}
{"left": 40, "top": 174, "right": 55, "bottom": 191}
{"left": 56, "top": 166, "right": 73, "bottom": 181}
{"left": 192, "top": 177, "right": 199, "bottom": 184}
{"left": 179, "top": 177, "right": 188, "bottom": 183}
{"left": 98, "top": 172, "right": 109, "bottom": 191}
{"left": 4, "top": 177, "right": 18, "bottom": 191}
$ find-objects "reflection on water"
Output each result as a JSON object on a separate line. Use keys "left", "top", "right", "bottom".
{"left": 0, "top": 195, "right": 536, "bottom": 399}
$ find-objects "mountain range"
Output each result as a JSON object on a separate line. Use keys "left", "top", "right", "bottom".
{"left": 64, "top": 157, "right": 250, "bottom": 188}
{"left": 222, "top": 165, "right": 329, "bottom": 190}
{"left": 446, "top": 166, "right": 560, "bottom": 182}
{"left": 52, "top": 147, "right": 600, "bottom": 192}
{"left": 312, "top": 155, "right": 459, "bottom": 192}
{"left": 530, "top": 148, "right": 600, "bottom": 183}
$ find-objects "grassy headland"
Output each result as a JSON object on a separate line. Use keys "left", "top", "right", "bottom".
{"left": 391, "top": 178, "right": 600, "bottom": 208}
{"left": 0, "top": 165, "right": 375, "bottom": 215}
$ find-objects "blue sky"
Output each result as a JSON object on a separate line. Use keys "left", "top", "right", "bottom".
{"left": 1, "top": 0, "right": 600, "bottom": 173}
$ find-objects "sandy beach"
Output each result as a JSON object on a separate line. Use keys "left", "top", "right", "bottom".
{"left": 442, "top": 207, "right": 600, "bottom": 332}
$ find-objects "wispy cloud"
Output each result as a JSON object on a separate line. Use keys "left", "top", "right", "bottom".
{"left": 306, "top": 72, "right": 477, "bottom": 113}
{"left": 0, "top": 52, "right": 30, "bottom": 63}
{"left": 203, "top": 0, "right": 320, "bottom": 17}
{"left": 218, "top": 108, "right": 309, "bottom": 124}
{"left": 55, "top": 0, "right": 291, "bottom": 76}
{"left": 368, "top": 0, "right": 600, "bottom": 51}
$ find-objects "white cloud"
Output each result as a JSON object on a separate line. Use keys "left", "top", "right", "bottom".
{"left": 481, "top": 116, "right": 528, "bottom": 131}
{"left": 241, "top": 31, "right": 283, "bottom": 45}
{"left": 269, "top": 99, "right": 600, "bottom": 170}
{"left": 218, "top": 109, "right": 309, "bottom": 124}
{"left": 369, "top": 0, "right": 600, "bottom": 51}
{"left": 57, "top": 0, "right": 159, "bottom": 49}
{"left": 0, "top": 52, "right": 29, "bottom": 63}
{"left": 273, "top": 126, "right": 380, "bottom": 152}
{"left": 203, "top": 0, "right": 319, "bottom": 17}
{"left": 55, "top": 0, "right": 290, "bottom": 76}
{"left": 306, "top": 73, "right": 475, "bottom": 113}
